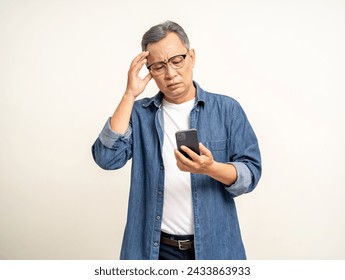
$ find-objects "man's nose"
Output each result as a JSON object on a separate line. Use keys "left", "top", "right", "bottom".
{"left": 165, "top": 63, "right": 177, "bottom": 79}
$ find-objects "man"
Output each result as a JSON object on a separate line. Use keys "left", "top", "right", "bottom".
{"left": 92, "top": 21, "right": 261, "bottom": 260}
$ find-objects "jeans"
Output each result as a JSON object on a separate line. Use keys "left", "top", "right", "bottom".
{"left": 159, "top": 232, "right": 195, "bottom": 260}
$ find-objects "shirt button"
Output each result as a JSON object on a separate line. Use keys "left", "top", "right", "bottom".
{"left": 156, "top": 215, "right": 161, "bottom": 220}
{"left": 160, "top": 165, "right": 164, "bottom": 170}
{"left": 153, "top": 242, "right": 159, "bottom": 247}
{"left": 158, "top": 191, "right": 163, "bottom": 195}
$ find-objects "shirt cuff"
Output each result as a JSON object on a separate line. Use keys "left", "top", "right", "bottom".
{"left": 226, "top": 162, "right": 252, "bottom": 197}
{"left": 99, "top": 117, "right": 132, "bottom": 149}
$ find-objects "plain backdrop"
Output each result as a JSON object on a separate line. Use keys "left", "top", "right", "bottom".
{"left": 1, "top": 0, "right": 344, "bottom": 260}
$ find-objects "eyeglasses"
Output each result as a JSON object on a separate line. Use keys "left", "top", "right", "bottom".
{"left": 147, "top": 51, "right": 189, "bottom": 76}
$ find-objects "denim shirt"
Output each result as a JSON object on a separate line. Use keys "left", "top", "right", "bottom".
{"left": 92, "top": 82, "right": 261, "bottom": 260}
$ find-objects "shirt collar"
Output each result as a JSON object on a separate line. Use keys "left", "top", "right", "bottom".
{"left": 142, "top": 81, "right": 206, "bottom": 108}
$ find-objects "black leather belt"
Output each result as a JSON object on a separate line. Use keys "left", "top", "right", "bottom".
{"left": 160, "top": 235, "right": 194, "bottom": 251}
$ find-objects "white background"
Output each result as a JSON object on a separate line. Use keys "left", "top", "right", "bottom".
{"left": 0, "top": 0, "right": 344, "bottom": 259}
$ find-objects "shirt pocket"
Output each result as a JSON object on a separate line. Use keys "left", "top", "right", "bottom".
{"left": 204, "top": 139, "right": 230, "bottom": 162}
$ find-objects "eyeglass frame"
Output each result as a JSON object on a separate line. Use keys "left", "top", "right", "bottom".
{"left": 146, "top": 50, "right": 190, "bottom": 75}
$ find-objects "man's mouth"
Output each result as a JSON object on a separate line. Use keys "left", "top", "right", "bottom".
{"left": 167, "top": 82, "right": 180, "bottom": 88}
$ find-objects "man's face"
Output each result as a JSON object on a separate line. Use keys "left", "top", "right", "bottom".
{"left": 146, "top": 32, "right": 196, "bottom": 104}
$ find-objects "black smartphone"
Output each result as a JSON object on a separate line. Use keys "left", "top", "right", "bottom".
{"left": 175, "top": 129, "right": 200, "bottom": 159}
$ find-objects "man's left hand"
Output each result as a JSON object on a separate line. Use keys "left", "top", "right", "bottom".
{"left": 174, "top": 143, "right": 215, "bottom": 174}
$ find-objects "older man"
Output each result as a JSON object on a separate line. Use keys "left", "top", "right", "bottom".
{"left": 92, "top": 21, "right": 261, "bottom": 260}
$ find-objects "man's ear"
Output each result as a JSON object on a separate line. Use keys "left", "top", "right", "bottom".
{"left": 189, "top": 48, "right": 196, "bottom": 67}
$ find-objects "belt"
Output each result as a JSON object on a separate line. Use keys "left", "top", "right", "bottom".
{"left": 160, "top": 235, "right": 194, "bottom": 251}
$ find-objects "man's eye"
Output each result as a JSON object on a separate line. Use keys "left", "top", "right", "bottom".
{"left": 152, "top": 64, "right": 164, "bottom": 70}
{"left": 171, "top": 57, "right": 183, "bottom": 64}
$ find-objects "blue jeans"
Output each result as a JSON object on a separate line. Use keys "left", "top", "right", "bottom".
{"left": 159, "top": 232, "right": 195, "bottom": 260}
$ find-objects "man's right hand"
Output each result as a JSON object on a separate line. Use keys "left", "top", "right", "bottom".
{"left": 125, "top": 51, "right": 152, "bottom": 98}
{"left": 110, "top": 51, "right": 152, "bottom": 134}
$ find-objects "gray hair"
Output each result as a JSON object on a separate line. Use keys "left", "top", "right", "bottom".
{"left": 141, "top": 20, "right": 190, "bottom": 51}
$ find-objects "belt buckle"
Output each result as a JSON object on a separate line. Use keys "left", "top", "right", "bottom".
{"left": 178, "top": 239, "right": 190, "bottom": 251}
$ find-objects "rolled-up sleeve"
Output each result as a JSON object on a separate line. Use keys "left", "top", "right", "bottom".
{"left": 226, "top": 162, "right": 252, "bottom": 197}
{"left": 224, "top": 99, "right": 262, "bottom": 197}
{"left": 92, "top": 118, "right": 133, "bottom": 170}
{"left": 99, "top": 118, "right": 132, "bottom": 149}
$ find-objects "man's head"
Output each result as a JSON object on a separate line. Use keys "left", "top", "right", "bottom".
{"left": 141, "top": 21, "right": 196, "bottom": 104}
{"left": 141, "top": 21, "right": 190, "bottom": 51}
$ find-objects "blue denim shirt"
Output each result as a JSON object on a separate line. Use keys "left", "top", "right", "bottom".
{"left": 92, "top": 82, "right": 261, "bottom": 260}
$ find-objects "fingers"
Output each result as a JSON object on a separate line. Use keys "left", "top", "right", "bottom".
{"left": 199, "top": 143, "right": 212, "bottom": 157}
{"left": 174, "top": 148, "right": 189, "bottom": 163}
{"left": 126, "top": 51, "right": 152, "bottom": 97}
{"left": 180, "top": 145, "right": 199, "bottom": 161}
{"left": 174, "top": 149, "right": 191, "bottom": 171}
{"left": 179, "top": 143, "right": 210, "bottom": 161}
{"left": 129, "top": 51, "right": 149, "bottom": 74}
{"left": 143, "top": 72, "right": 153, "bottom": 84}
{"left": 174, "top": 143, "right": 214, "bottom": 174}
{"left": 132, "top": 51, "right": 149, "bottom": 65}
{"left": 174, "top": 146, "right": 200, "bottom": 170}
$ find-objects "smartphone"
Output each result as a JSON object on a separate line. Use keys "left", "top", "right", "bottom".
{"left": 175, "top": 129, "right": 200, "bottom": 159}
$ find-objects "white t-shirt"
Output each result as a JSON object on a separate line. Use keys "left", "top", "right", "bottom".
{"left": 161, "top": 97, "right": 195, "bottom": 235}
